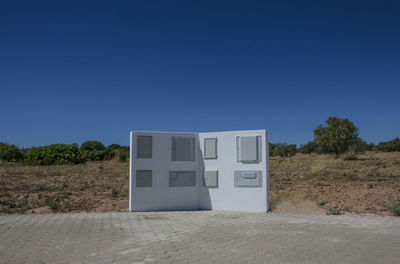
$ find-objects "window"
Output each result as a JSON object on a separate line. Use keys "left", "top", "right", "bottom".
{"left": 137, "top": 136, "right": 152, "bottom": 159}
{"left": 234, "top": 171, "right": 262, "bottom": 187}
{"left": 236, "top": 136, "right": 262, "bottom": 163}
{"left": 136, "top": 170, "right": 152, "bottom": 187}
{"left": 204, "top": 138, "right": 217, "bottom": 159}
{"left": 169, "top": 171, "right": 196, "bottom": 187}
{"left": 171, "top": 137, "right": 195, "bottom": 161}
{"left": 203, "top": 170, "right": 218, "bottom": 187}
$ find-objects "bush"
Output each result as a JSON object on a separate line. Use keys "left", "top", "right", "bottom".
{"left": 26, "top": 144, "right": 85, "bottom": 165}
{"left": 106, "top": 144, "right": 121, "bottom": 151}
{"left": 326, "top": 207, "right": 342, "bottom": 215}
{"left": 118, "top": 146, "right": 129, "bottom": 152}
{"left": 385, "top": 201, "right": 400, "bottom": 216}
{"left": 269, "top": 143, "right": 297, "bottom": 157}
{"left": 115, "top": 148, "right": 129, "bottom": 162}
{"left": 80, "top": 141, "right": 113, "bottom": 161}
{"left": 118, "top": 151, "right": 128, "bottom": 162}
{"left": 343, "top": 153, "right": 358, "bottom": 161}
{"left": 0, "top": 143, "right": 25, "bottom": 162}
{"left": 298, "top": 141, "right": 318, "bottom": 154}
{"left": 377, "top": 138, "right": 400, "bottom": 152}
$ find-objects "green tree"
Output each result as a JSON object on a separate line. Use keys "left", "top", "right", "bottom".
{"left": 0, "top": 143, "right": 25, "bottom": 162}
{"left": 26, "top": 144, "right": 85, "bottom": 165}
{"left": 80, "top": 141, "right": 112, "bottom": 161}
{"left": 377, "top": 138, "right": 400, "bottom": 152}
{"left": 298, "top": 141, "right": 318, "bottom": 154}
{"left": 106, "top": 144, "right": 121, "bottom": 151}
{"left": 268, "top": 143, "right": 275, "bottom": 156}
{"left": 270, "top": 143, "right": 297, "bottom": 157}
{"left": 314, "top": 117, "right": 359, "bottom": 156}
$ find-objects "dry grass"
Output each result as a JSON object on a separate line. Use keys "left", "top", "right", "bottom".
{"left": 270, "top": 152, "right": 400, "bottom": 216}
{"left": 1, "top": 151, "right": 399, "bottom": 216}
{"left": 0, "top": 160, "right": 128, "bottom": 214}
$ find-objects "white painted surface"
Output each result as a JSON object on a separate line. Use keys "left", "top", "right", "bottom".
{"left": 199, "top": 130, "right": 269, "bottom": 212}
{"left": 130, "top": 132, "right": 201, "bottom": 211}
{"left": 130, "top": 130, "right": 269, "bottom": 212}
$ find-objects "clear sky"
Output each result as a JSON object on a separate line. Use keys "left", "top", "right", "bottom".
{"left": 1, "top": 0, "right": 399, "bottom": 148}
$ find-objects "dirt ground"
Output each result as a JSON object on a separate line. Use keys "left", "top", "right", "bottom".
{"left": 270, "top": 152, "right": 400, "bottom": 216}
{"left": 0, "top": 152, "right": 399, "bottom": 216}
{"left": 0, "top": 160, "right": 129, "bottom": 214}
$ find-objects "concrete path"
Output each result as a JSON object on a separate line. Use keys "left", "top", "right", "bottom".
{"left": 0, "top": 211, "right": 399, "bottom": 263}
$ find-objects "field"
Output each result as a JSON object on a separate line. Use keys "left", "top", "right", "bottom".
{"left": 1, "top": 152, "right": 399, "bottom": 216}
{"left": 0, "top": 160, "right": 129, "bottom": 214}
{"left": 270, "top": 152, "right": 400, "bottom": 215}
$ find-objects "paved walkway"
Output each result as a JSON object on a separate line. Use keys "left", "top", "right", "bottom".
{"left": 0, "top": 211, "right": 399, "bottom": 263}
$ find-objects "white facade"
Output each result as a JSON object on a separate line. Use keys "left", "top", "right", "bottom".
{"left": 129, "top": 130, "right": 269, "bottom": 212}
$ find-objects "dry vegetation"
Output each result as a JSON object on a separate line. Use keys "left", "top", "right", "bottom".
{"left": 0, "top": 160, "right": 129, "bottom": 214}
{"left": 270, "top": 152, "right": 400, "bottom": 216}
{"left": 0, "top": 152, "right": 399, "bottom": 216}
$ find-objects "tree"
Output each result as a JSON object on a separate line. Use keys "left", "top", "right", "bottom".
{"left": 377, "top": 138, "right": 400, "bottom": 152}
{"left": 106, "top": 144, "right": 121, "bottom": 151}
{"left": 313, "top": 117, "right": 359, "bottom": 156}
{"left": 270, "top": 143, "right": 297, "bottom": 157}
{"left": 80, "top": 141, "right": 112, "bottom": 161}
{"left": 0, "top": 143, "right": 25, "bottom": 162}
{"left": 26, "top": 144, "right": 85, "bottom": 165}
{"left": 299, "top": 141, "right": 318, "bottom": 154}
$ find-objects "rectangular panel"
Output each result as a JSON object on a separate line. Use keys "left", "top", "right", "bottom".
{"left": 137, "top": 136, "right": 152, "bottom": 159}
{"left": 236, "top": 136, "right": 262, "bottom": 162}
{"left": 203, "top": 170, "right": 218, "bottom": 187}
{"left": 171, "top": 137, "right": 195, "bottom": 161}
{"left": 136, "top": 170, "right": 152, "bottom": 187}
{"left": 169, "top": 171, "right": 196, "bottom": 187}
{"left": 204, "top": 138, "right": 217, "bottom": 159}
{"left": 234, "top": 171, "right": 262, "bottom": 187}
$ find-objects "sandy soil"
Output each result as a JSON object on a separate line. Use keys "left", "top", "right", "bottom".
{"left": 1, "top": 152, "right": 399, "bottom": 216}
{"left": 0, "top": 160, "right": 129, "bottom": 214}
{"left": 270, "top": 152, "right": 400, "bottom": 215}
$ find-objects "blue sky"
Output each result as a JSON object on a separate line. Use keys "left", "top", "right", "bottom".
{"left": 1, "top": 0, "right": 399, "bottom": 148}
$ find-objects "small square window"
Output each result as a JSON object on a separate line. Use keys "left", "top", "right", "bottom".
{"left": 171, "top": 137, "right": 195, "bottom": 161}
{"left": 137, "top": 136, "right": 152, "bottom": 159}
{"left": 203, "top": 170, "right": 218, "bottom": 188}
{"left": 136, "top": 170, "right": 152, "bottom": 187}
{"left": 204, "top": 138, "right": 217, "bottom": 159}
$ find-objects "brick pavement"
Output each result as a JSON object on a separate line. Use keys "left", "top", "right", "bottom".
{"left": 0, "top": 211, "right": 399, "bottom": 263}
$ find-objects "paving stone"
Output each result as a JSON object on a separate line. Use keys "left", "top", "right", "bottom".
{"left": 0, "top": 212, "right": 399, "bottom": 263}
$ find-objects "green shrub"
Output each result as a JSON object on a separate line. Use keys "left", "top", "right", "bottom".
{"left": 298, "top": 141, "right": 318, "bottom": 154}
{"left": 80, "top": 141, "right": 113, "bottom": 161}
{"left": 326, "top": 207, "right": 342, "bottom": 215}
{"left": 118, "top": 151, "right": 128, "bottom": 162}
{"left": 377, "top": 138, "right": 400, "bottom": 152}
{"left": 115, "top": 149, "right": 129, "bottom": 162}
{"left": 44, "top": 197, "right": 60, "bottom": 211}
{"left": 343, "top": 153, "right": 358, "bottom": 161}
{"left": 0, "top": 143, "right": 25, "bottom": 162}
{"left": 385, "top": 201, "right": 400, "bottom": 216}
{"left": 118, "top": 146, "right": 129, "bottom": 152}
{"left": 106, "top": 144, "right": 121, "bottom": 151}
{"left": 26, "top": 144, "right": 85, "bottom": 165}
{"left": 269, "top": 143, "right": 297, "bottom": 157}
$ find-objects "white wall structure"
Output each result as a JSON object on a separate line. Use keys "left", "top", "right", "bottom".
{"left": 130, "top": 130, "right": 269, "bottom": 212}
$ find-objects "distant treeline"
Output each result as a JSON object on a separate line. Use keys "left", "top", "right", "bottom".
{"left": 269, "top": 117, "right": 399, "bottom": 157}
{"left": 269, "top": 139, "right": 392, "bottom": 157}
{"left": 1, "top": 117, "right": 399, "bottom": 164}
{"left": 0, "top": 141, "right": 129, "bottom": 165}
